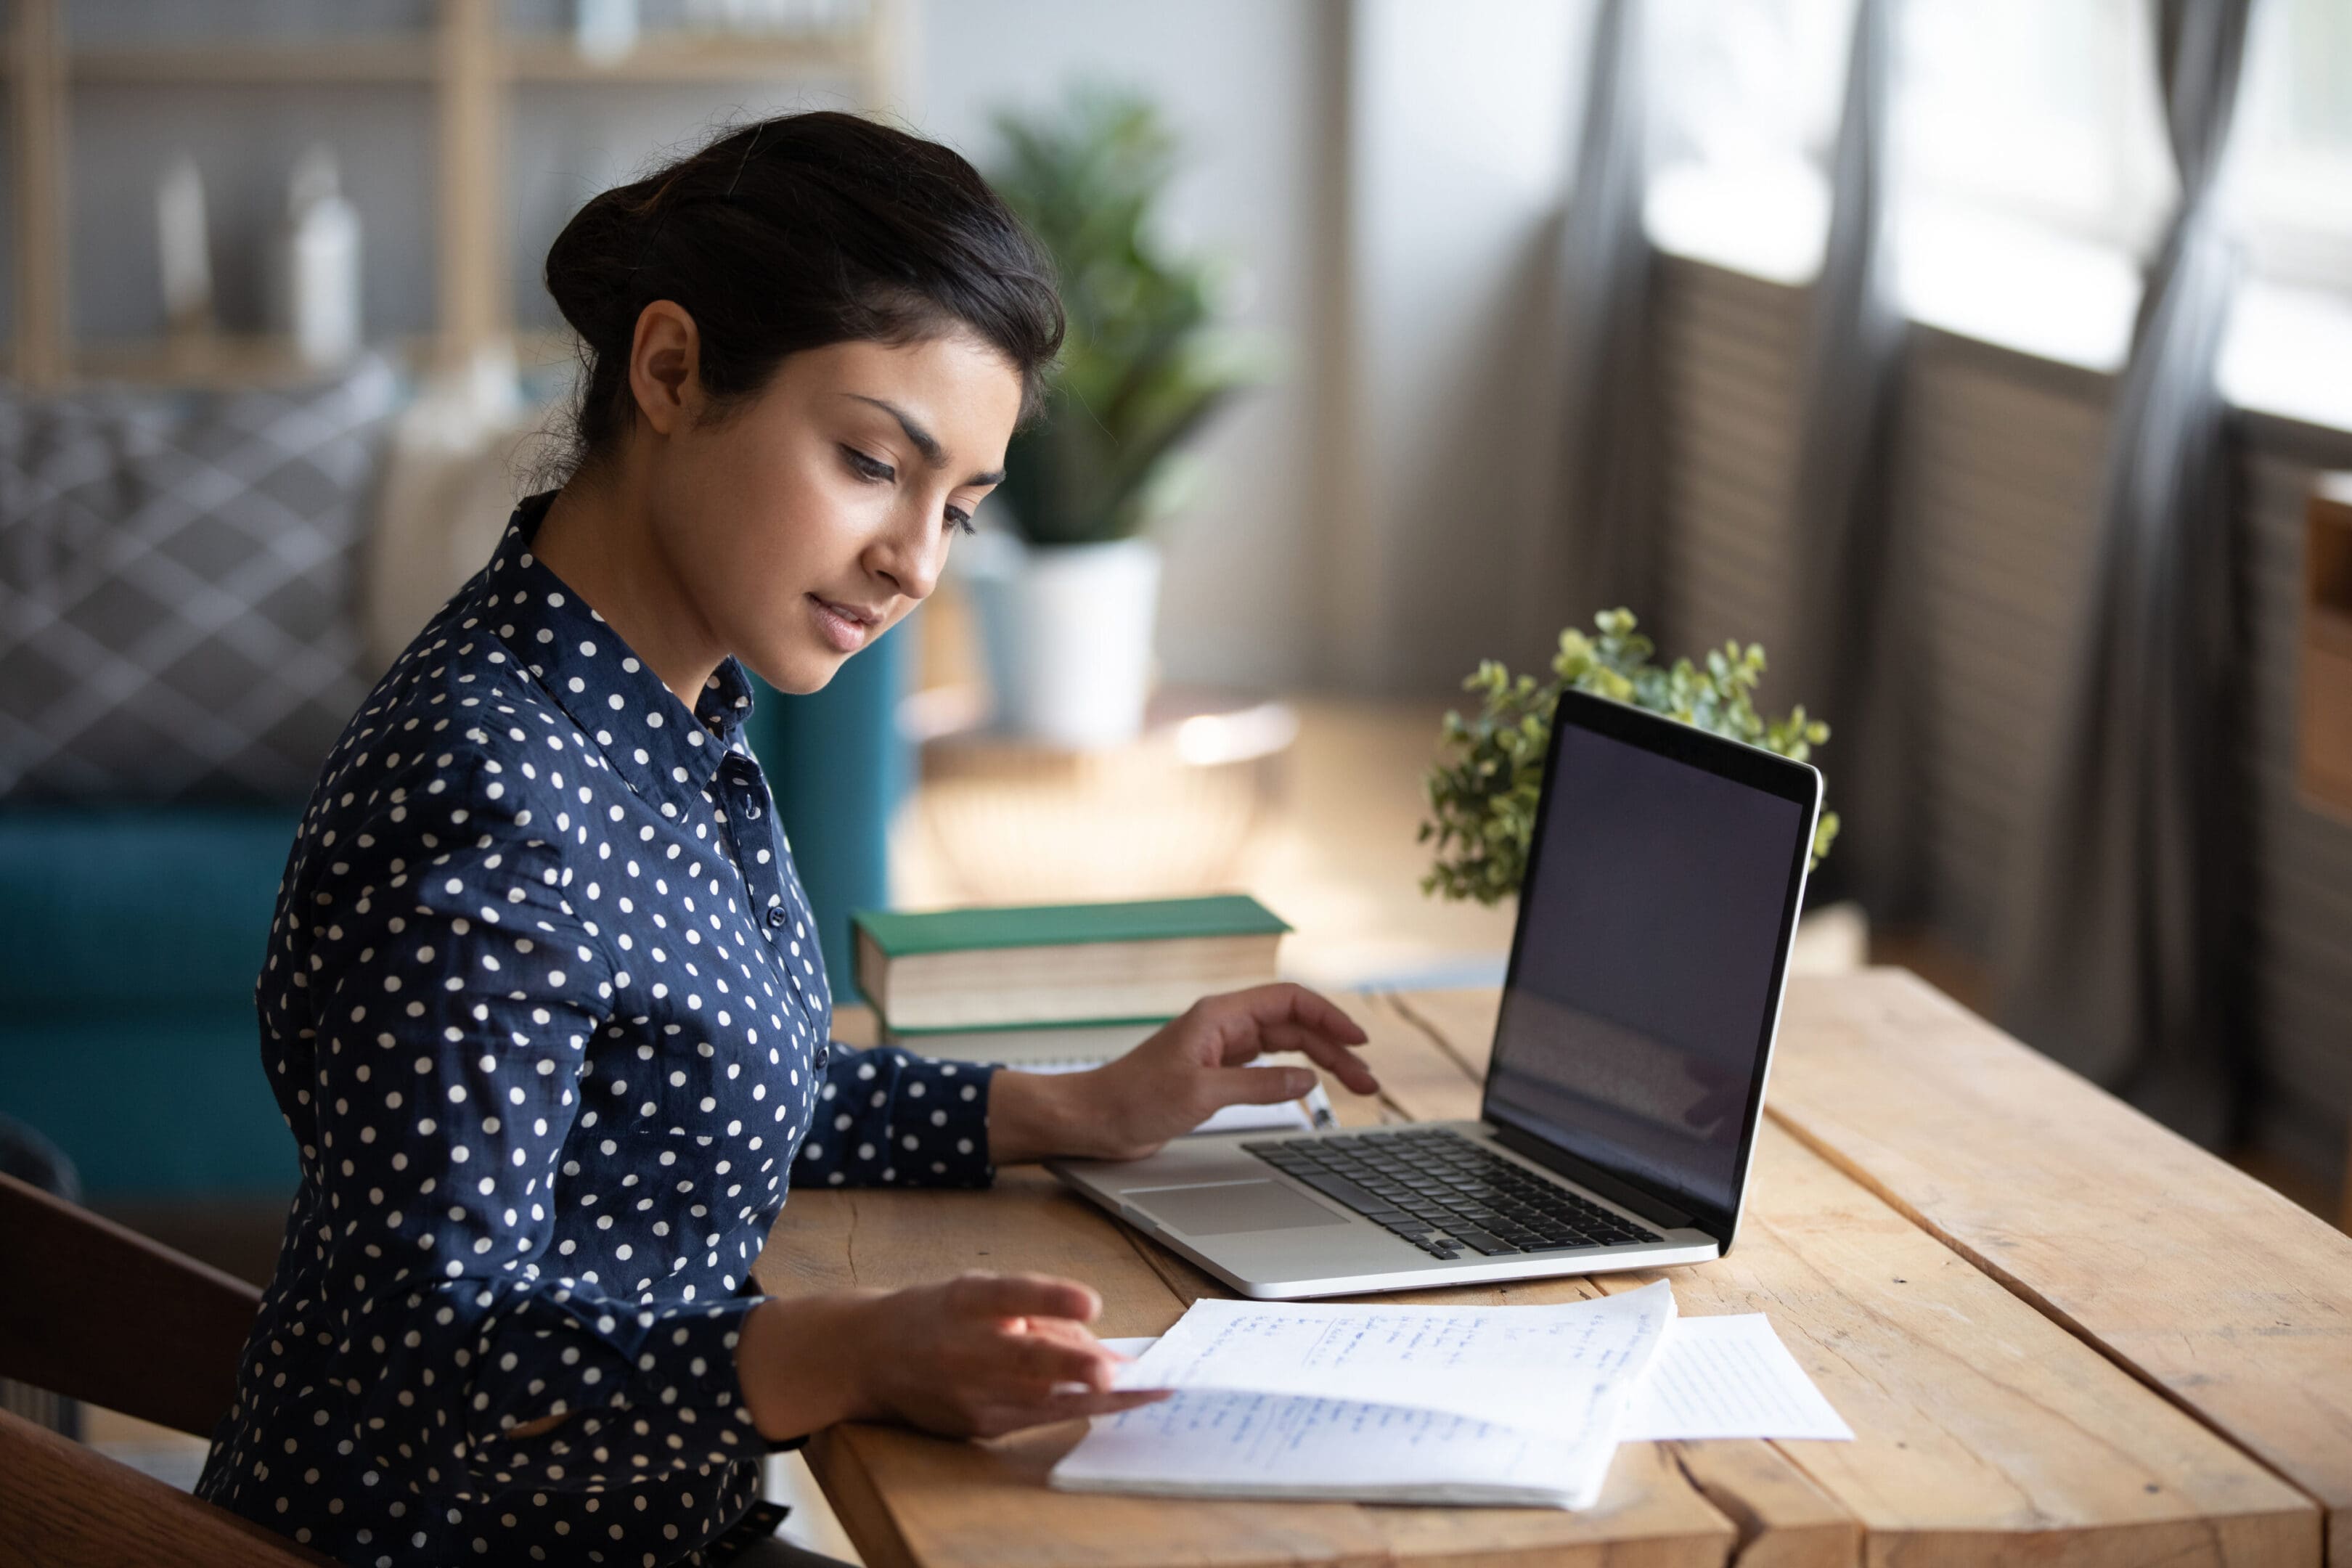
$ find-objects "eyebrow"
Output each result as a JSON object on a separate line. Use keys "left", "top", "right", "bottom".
{"left": 846, "top": 394, "right": 1006, "bottom": 486}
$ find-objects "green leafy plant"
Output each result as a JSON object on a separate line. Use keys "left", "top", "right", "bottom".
{"left": 988, "top": 86, "right": 1265, "bottom": 546}
{"left": 1420, "top": 610, "right": 1841, "bottom": 905}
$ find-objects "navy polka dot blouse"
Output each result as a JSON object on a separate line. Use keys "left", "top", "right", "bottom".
{"left": 195, "top": 489, "right": 1000, "bottom": 1567}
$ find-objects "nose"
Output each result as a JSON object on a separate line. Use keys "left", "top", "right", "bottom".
{"left": 868, "top": 498, "right": 948, "bottom": 605}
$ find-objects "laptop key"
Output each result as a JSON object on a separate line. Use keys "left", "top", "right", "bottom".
{"left": 1284, "top": 1166, "right": 1408, "bottom": 1219}
{"left": 1451, "top": 1230, "right": 1521, "bottom": 1255}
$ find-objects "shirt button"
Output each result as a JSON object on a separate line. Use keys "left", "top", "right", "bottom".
{"left": 766, "top": 907, "right": 788, "bottom": 928}
{"left": 746, "top": 802, "right": 762, "bottom": 819}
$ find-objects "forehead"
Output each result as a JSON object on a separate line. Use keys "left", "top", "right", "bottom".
{"left": 776, "top": 335, "right": 1022, "bottom": 452}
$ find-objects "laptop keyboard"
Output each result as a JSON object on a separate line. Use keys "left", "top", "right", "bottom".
{"left": 1240, "top": 1127, "right": 1663, "bottom": 1260}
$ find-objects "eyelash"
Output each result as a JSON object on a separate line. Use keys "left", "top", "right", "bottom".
{"left": 844, "top": 446, "right": 976, "bottom": 536}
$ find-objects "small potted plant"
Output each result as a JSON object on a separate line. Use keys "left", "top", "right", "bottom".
{"left": 1421, "top": 610, "right": 1841, "bottom": 902}
{"left": 961, "top": 86, "right": 1262, "bottom": 748}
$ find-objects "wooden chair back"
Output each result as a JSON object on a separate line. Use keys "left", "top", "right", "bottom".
{"left": 0, "top": 1171, "right": 332, "bottom": 1567}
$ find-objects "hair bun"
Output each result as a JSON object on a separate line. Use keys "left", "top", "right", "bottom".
{"left": 537, "top": 112, "right": 1061, "bottom": 484}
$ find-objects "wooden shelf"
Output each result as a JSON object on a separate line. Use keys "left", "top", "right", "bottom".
{"left": 65, "top": 32, "right": 867, "bottom": 89}
{"left": 68, "top": 332, "right": 431, "bottom": 389}
{"left": 4, "top": 0, "right": 899, "bottom": 391}
{"left": 72, "top": 38, "right": 437, "bottom": 86}
{"left": 505, "top": 32, "right": 870, "bottom": 83}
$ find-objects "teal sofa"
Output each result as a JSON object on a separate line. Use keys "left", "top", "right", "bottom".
{"left": 0, "top": 628, "right": 907, "bottom": 1200}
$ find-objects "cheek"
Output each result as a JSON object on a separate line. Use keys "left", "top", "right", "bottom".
{"left": 676, "top": 446, "right": 871, "bottom": 629}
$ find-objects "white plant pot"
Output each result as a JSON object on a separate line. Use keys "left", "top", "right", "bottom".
{"left": 959, "top": 532, "right": 1161, "bottom": 748}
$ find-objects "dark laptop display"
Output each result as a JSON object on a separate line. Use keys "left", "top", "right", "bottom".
{"left": 1482, "top": 690, "right": 1818, "bottom": 1244}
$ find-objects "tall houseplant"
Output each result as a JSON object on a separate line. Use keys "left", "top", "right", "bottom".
{"left": 1421, "top": 611, "right": 1842, "bottom": 904}
{"left": 962, "top": 86, "right": 1260, "bottom": 747}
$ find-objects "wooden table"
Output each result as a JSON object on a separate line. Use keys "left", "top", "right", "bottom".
{"left": 758, "top": 972, "right": 2352, "bottom": 1567}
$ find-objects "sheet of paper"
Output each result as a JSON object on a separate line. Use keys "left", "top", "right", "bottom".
{"left": 1099, "top": 1307, "right": 1853, "bottom": 1444}
{"left": 1617, "top": 1313, "right": 1854, "bottom": 1441}
{"left": 1111, "top": 1279, "right": 1673, "bottom": 1442}
{"left": 1061, "top": 1283, "right": 1674, "bottom": 1509}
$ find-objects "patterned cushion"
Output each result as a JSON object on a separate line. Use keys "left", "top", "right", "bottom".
{"left": 0, "top": 354, "right": 402, "bottom": 801}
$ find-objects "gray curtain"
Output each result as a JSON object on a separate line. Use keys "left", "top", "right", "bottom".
{"left": 1996, "top": 0, "right": 2257, "bottom": 1147}
{"left": 1787, "top": 0, "right": 1921, "bottom": 915}
{"left": 1555, "top": 0, "right": 1664, "bottom": 632}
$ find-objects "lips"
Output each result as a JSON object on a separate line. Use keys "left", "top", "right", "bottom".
{"left": 812, "top": 595, "right": 881, "bottom": 626}
{"left": 808, "top": 594, "right": 878, "bottom": 653}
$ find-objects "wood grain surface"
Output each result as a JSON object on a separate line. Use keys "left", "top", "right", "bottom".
{"left": 1768, "top": 970, "right": 2352, "bottom": 1566}
{"left": 761, "top": 1160, "right": 1742, "bottom": 1567}
{"left": 759, "top": 977, "right": 2349, "bottom": 1567}
{"left": 1372, "top": 990, "right": 2316, "bottom": 1567}
{"left": 0, "top": 1408, "right": 336, "bottom": 1568}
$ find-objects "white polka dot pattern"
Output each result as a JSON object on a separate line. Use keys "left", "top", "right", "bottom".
{"left": 192, "top": 491, "right": 1000, "bottom": 1567}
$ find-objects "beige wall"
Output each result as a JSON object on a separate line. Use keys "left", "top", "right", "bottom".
{"left": 908, "top": 0, "right": 1347, "bottom": 695}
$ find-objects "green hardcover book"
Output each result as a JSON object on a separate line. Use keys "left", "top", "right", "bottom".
{"left": 852, "top": 894, "right": 1290, "bottom": 1032}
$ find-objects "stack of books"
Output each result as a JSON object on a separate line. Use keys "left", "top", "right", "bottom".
{"left": 850, "top": 894, "right": 1334, "bottom": 1133}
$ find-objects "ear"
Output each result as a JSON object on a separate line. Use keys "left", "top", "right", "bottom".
{"left": 627, "top": 299, "right": 702, "bottom": 438}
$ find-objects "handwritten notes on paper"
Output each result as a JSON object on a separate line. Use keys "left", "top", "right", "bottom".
{"left": 1053, "top": 1392, "right": 1600, "bottom": 1506}
{"left": 1053, "top": 1281, "right": 1674, "bottom": 1508}
{"left": 1059, "top": 1294, "right": 1852, "bottom": 1508}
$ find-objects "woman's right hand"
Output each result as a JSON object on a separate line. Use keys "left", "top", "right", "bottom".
{"left": 738, "top": 1272, "right": 1168, "bottom": 1442}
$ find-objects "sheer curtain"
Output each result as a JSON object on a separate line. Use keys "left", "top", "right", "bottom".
{"left": 1555, "top": 0, "right": 1665, "bottom": 629}
{"left": 1787, "top": 0, "right": 1923, "bottom": 915}
{"left": 1996, "top": 0, "right": 2259, "bottom": 1146}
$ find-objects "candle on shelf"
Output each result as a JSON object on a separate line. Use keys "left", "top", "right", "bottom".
{"left": 281, "top": 144, "right": 362, "bottom": 369}
{"left": 157, "top": 154, "right": 214, "bottom": 343}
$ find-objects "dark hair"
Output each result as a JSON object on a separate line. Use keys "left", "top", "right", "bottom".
{"left": 542, "top": 110, "right": 1063, "bottom": 481}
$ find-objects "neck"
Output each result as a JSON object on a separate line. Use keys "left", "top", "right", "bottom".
{"left": 531, "top": 462, "right": 726, "bottom": 710}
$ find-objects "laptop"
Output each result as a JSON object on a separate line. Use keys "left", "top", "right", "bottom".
{"left": 1047, "top": 687, "right": 1823, "bottom": 1299}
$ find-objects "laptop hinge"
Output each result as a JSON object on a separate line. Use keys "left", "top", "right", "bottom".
{"left": 1488, "top": 1122, "right": 1700, "bottom": 1233}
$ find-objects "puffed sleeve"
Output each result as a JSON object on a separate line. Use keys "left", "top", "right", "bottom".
{"left": 300, "top": 754, "right": 793, "bottom": 1498}
{"left": 791, "top": 1045, "right": 1000, "bottom": 1188}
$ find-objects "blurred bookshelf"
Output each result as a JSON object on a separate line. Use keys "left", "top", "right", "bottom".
{"left": 4, "top": 0, "right": 901, "bottom": 390}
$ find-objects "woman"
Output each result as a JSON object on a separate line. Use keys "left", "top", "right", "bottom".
{"left": 195, "top": 111, "right": 1379, "bottom": 1568}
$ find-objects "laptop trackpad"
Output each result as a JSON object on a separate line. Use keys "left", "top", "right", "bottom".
{"left": 1125, "top": 1180, "right": 1353, "bottom": 1237}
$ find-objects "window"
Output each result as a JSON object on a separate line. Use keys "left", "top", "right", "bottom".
{"left": 2235, "top": 0, "right": 2352, "bottom": 292}
{"left": 1643, "top": 0, "right": 1853, "bottom": 285}
{"left": 1635, "top": 0, "right": 2352, "bottom": 426}
{"left": 1890, "top": 0, "right": 2168, "bottom": 369}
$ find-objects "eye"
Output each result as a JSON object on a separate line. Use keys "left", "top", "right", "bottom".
{"left": 841, "top": 446, "right": 894, "bottom": 483}
{"left": 944, "top": 507, "right": 976, "bottom": 537}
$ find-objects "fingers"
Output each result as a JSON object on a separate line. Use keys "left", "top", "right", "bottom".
{"left": 945, "top": 1270, "right": 1101, "bottom": 1326}
{"left": 942, "top": 1271, "right": 1122, "bottom": 1391}
{"left": 1225, "top": 982, "right": 1368, "bottom": 1046}
{"left": 968, "top": 1386, "right": 1172, "bottom": 1439}
{"left": 1278, "top": 1032, "right": 1381, "bottom": 1096}
{"left": 1200, "top": 984, "right": 1378, "bottom": 1091}
{"left": 1238, "top": 1024, "right": 1384, "bottom": 1097}
{"left": 1199, "top": 1063, "right": 1318, "bottom": 1107}
{"left": 1003, "top": 1330, "right": 1120, "bottom": 1393}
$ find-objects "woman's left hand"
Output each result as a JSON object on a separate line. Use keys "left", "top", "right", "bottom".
{"left": 987, "top": 982, "right": 1380, "bottom": 1163}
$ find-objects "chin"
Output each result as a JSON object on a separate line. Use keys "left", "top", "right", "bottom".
{"left": 743, "top": 645, "right": 846, "bottom": 697}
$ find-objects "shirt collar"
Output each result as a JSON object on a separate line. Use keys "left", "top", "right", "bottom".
{"left": 475, "top": 489, "right": 757, "bottom": 808}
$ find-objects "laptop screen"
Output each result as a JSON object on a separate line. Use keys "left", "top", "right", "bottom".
{"left": 1481, "top": 693, "right": 1817, "bottom": 1240}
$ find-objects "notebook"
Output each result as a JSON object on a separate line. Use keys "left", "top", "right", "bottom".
{"left": 1051, "top": 1281, "right": 1675, "bottom": 1508}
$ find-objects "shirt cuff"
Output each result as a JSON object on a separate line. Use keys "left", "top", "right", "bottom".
{"left": 897, "top": 1055, "right": 999, "bottom": 1187}
{"left": 611, "top": 1294, "right": 774, "bottom": 1463}
{"left": 468, "top": 1288, "right": 771, "bottom": 1489}
{"left": 617, "top": 1292, "right": 806, "bottom": 1454}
